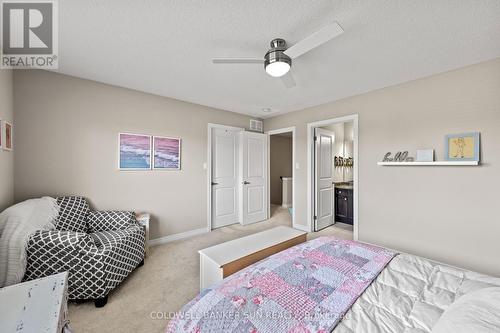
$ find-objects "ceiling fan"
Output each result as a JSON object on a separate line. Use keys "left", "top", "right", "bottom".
{"left": 212, "top": 21, "right": 344, "bottom": 88}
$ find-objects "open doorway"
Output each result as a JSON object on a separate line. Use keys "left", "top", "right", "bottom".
{"left": 307, "top": 115, "right": 358, "bottom": 239}
{"left": 267, "top": 127, "right": 296, "bottom": 228}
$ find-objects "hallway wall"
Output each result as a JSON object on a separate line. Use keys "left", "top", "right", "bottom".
{"left": 269, "top": 135, "right": 292, "bottom": 206}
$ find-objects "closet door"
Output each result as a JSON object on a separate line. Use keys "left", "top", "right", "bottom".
{"left": 240, "top": 131, "right": 268, "bottom": 225}
{"left": 211, "top": 128, "right": 240, "bottom": 228}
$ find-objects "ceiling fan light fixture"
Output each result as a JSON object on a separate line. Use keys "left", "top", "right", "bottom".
{"left": 265, "top": 61, "right": 290, "bottom": 77}
{"left": 264, "top": 39, "right": 292, "bottom": 77}
{"left": 213, "top": 23, "right": 345, "bottom": 87}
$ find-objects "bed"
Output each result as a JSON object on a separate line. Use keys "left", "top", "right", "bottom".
{"left": 166, "top": 237, "right": 500, "bottom": 333}
{"left": 333, "top": 252, "right": 500, "bottom": 332}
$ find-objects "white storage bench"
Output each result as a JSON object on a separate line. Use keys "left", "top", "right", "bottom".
{"left": 198, "top": 226, "right": 307, "bottom": 289}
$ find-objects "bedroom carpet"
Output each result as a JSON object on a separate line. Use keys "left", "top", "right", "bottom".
{"left": 68, "top": 206, "right": 353, "bottom": 333}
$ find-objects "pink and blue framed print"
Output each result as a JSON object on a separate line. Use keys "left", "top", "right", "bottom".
{"left": 119, "top": 133, "right": 152, "bottom": 170}
{"left": 153, "top": 136, "right": 181, "bottom": 170}
{"left": 3, "top": 121, "right": 12, "bottom": 151}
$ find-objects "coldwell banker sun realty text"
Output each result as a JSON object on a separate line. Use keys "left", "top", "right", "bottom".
{"left": 1, "top": 0, "right": 58, "bottom": 69}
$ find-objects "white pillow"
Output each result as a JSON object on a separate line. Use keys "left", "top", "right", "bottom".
{"left": 432, "top": 287, "right": 500, "bottom": 333}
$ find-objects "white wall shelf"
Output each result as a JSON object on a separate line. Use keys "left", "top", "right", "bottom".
{"left": 377, "top": 161, "right": 479, "bottom": 166}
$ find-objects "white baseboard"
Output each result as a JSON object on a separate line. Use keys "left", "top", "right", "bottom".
{"left": 293, "top": 223, "right": 311, "bottom": 232}
{"left": 149, "top": 227, "right": 208, "bottom": 247}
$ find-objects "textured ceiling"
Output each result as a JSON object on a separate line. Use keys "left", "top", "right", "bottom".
{"left": 55, "top": 0, "right": 500, "bottom": 118}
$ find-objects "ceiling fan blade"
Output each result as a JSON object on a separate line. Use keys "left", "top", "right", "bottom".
{"left": 284, "top": 21, "right": 344, "bottom": 59}
{"left": 212, "top": 58, "right": 263, "bottom": 64}
{"left": 280, "top": 72, "right": 296, "bottom": 88}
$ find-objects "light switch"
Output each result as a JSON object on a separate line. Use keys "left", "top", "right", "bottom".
{"left": 295, "top": 163, "right": 300, "bottom": 169}
{"left": 203, "top": 162, "right": 207, "bottom": 170}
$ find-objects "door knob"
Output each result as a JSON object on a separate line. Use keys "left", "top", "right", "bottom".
{"left": 211, "top": 182, "right": 219, "bottom": 185}
{"left": 243, "top": 181, "right": 250, "bottom": 185}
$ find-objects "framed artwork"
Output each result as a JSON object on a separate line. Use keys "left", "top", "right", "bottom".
{"left": 118, "top": 133, "right": 152, "bottom": 170}
{"left": 416, "top": 149, "right": 434, "bottom": 162}
{"left": 445, "top": 132, "right": 480, "bottom": 161}
{"left": 3, "top": 121, "right": 12, "bottom": 151}
{"left": 153, "top": 136, "right": 181, "bottom": 170}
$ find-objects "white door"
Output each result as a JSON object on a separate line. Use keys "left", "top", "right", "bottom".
{"left": 314, "top": 128, "right": 335, "bottom": 231}
{"left": 211, "top": 128, "right": 241, "bottom": 228}
{"left": 240, "top": 131, "right": 268, "bottom": 225}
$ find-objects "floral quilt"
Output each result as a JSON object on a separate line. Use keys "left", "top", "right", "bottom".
{"left": 166, "top": 237, "right": 396, "bottom": 333}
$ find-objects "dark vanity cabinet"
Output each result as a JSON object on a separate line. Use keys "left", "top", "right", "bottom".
{"left": 335, "top": 187, "right": 353, "bottom": 225}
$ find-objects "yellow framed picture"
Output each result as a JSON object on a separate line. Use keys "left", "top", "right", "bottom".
{"left": 445, "top": 132, "right": 479, "bottom": 161}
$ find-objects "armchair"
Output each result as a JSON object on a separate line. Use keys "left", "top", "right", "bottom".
{"left": 23, "top": 196, "right": 145, "bottom": 307}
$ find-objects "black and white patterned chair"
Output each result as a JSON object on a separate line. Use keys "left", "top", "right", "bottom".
{"left": 24, "top": 196, "right": 145, "bottom": 307}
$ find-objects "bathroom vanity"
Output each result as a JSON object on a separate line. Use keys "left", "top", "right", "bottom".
{"left": 335, "top": 184, "right": 353, "bottom": 225}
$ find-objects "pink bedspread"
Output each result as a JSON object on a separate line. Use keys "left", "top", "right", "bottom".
{"left": 166, "top": 237, "right": 396, "bottom": 332}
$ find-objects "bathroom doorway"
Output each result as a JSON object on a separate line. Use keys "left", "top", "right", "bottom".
{"left": 307, "top": 115, "right": 358, "bottom": 239}
{"left": 267, "top": 127, "right": 296, "bottom": 228}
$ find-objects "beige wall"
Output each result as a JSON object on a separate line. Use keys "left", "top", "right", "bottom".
{"left": 13, "top": 70, "right": 252, "bottom": 240}
{"left": 265, "top": 58, "right": 500, "bottom": 277}
{"left": 323, "top": 122, "right": 345, "bottom": 183}
{"left": 0, "top": 70, "right": 14, "bottom": 211}
{"left": 343, "top": 121, "right": 354, "bottom": 182}
{"left": 269, "top": 135, "right": 292, "bottom": 205}
{"left": 322, "top": 121, "right": 354, "bottom": 183}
